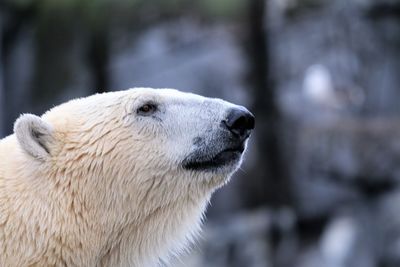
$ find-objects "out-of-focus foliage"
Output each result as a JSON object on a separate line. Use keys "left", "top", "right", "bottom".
{"left": 6, "top": 0, "right": 246, "bottom": 22}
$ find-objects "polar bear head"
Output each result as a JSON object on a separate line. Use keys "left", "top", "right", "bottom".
{"left": 13, "top": 88, "right": 254, "bottom": 265}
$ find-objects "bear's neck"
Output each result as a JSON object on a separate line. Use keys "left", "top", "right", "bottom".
{"left": 2, "top": 171, "right": 210, "bottom": 266}
{"left": 98, "top": 196, "right": 209, "bottom": 266}
{"left": 65, "top": 179, "right": 210, "bottom": 267}
{"left": 77, "top": 167, "right": 214, "bottom": 266}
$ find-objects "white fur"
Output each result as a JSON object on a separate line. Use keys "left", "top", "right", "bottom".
{"left": 0, "top": 88, "right": 245, "bottom": 266}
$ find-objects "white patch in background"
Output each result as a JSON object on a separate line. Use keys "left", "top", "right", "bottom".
{"left": 320, "top": 216, "right": 358, "bottom": 267}
{"left": 303, "top": 64, "right": 340, "bottom": 109}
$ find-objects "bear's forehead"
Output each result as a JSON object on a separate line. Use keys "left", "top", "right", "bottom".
{"left": 44, "top": 88, "right": 229, "bottom": 123}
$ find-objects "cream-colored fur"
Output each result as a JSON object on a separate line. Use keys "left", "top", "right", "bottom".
{"left": 0, "top": 88, "right": 246, "bottom": 266}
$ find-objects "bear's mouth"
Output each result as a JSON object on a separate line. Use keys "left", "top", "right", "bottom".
{"left": 182, "top": 144, "right": 245, "bottom": 171}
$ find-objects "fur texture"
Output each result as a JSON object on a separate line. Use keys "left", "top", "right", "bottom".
{"left": 0, "top": 88, "right": 249, "bottom": 266}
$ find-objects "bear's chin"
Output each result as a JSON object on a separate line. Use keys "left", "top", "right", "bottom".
{"left": 182, "top": 146, "right": 244, "bottom": 173}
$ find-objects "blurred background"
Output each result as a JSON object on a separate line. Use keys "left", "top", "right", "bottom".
{"left": 1, "top": 0, "right": 400, "bottom": 266}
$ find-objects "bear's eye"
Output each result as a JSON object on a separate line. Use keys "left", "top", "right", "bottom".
{"left": 137, "top": 103, "right": 157, "bottom": 116}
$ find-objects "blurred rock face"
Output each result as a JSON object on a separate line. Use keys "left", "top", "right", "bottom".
{"left": 270, "top": 0, "right": 400, "bottom": 218}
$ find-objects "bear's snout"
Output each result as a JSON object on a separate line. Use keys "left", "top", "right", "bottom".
{"left": 222, "top": 107, "right": 255, "bottom": 142}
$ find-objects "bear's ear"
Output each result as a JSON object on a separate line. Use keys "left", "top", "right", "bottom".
{"left": 14, "top": 114, "right": 54, "bottom": 161}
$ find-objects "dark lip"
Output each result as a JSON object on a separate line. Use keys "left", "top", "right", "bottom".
{"left": 183, "top": 145, "right": 245, "bottom": 171}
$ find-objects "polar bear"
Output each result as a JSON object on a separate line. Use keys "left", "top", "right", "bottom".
{"left": 0, "top": 88, "right": 254, "bottom": 266}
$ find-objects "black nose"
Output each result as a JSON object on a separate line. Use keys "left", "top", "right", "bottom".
{"left": 223, "top": 108, "right": 255, "bottom": 140}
